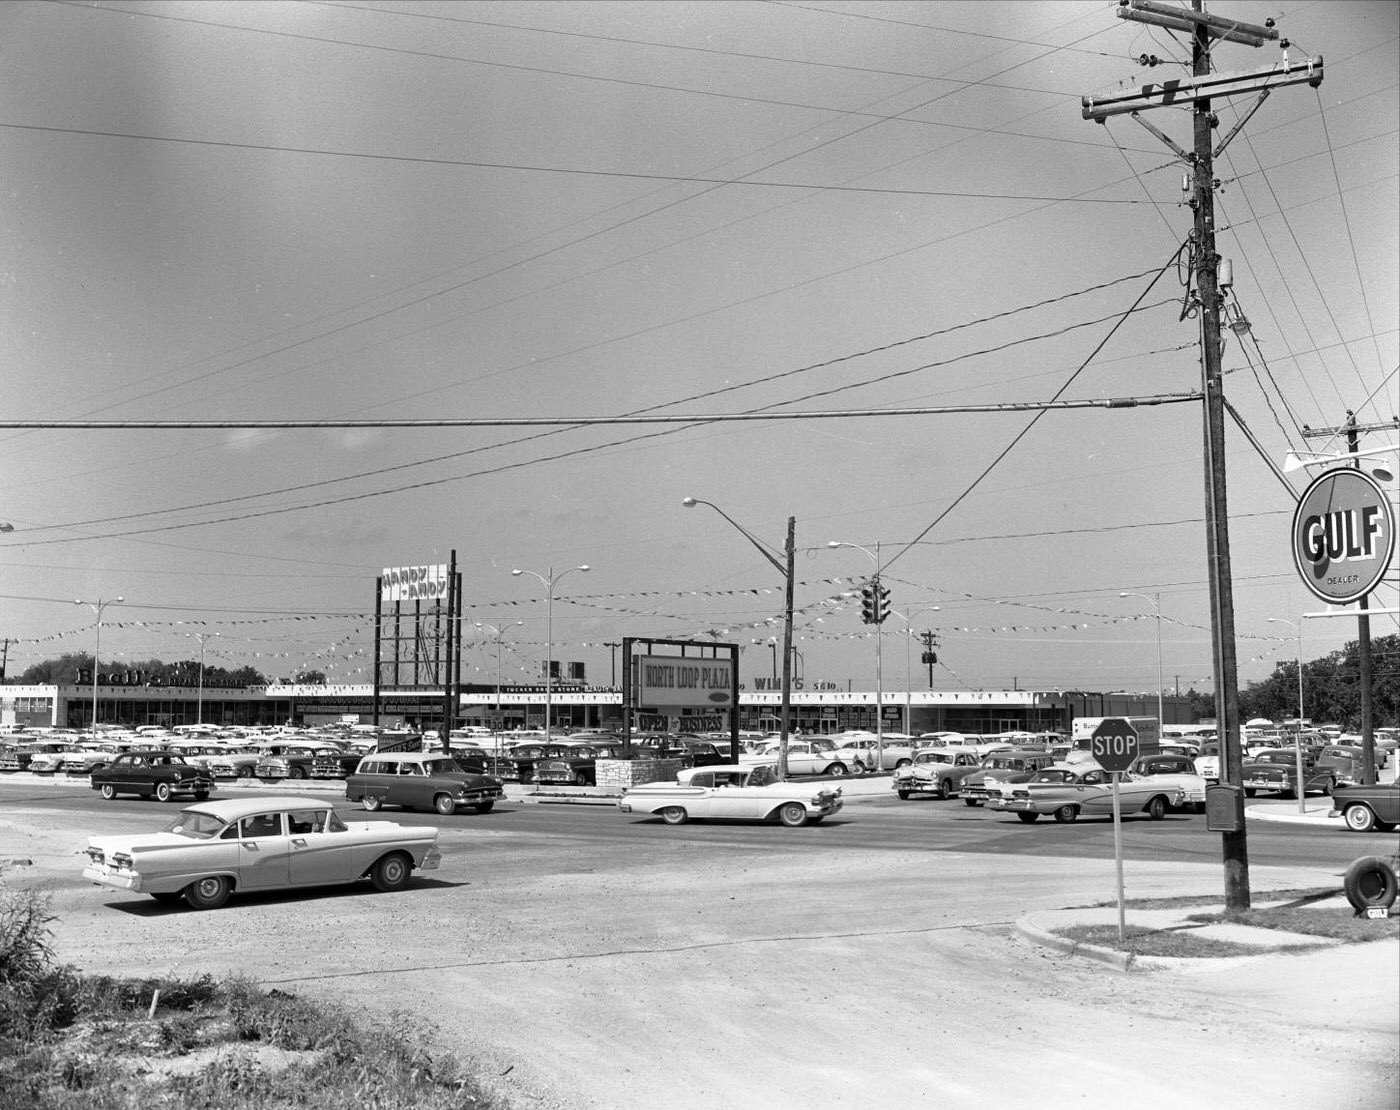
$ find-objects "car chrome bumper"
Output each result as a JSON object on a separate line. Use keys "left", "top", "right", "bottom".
{"left": 82, "top": 865, "right": 141, "bottom": 891}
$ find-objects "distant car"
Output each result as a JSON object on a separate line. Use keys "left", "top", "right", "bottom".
{"left": 618, "top": 763, "right": 842, "bottom": 827}
{"left": 533, "top": 742, "right": 626, "bottom": 786}
{"left": 345, "top": 751, "right": 504, "bottom": 815}
{"left": 957, "top": 750, "right": 1057, "bottom": 806}
{"left": 1329, "top": 782, "right": 1400, "bottom": 832}
{"left": 1242, "top": 750, "right": 1337, "bottom": 798}
{"left": 891, "top": 748, "right": 983, "bottom": 800}
{"left": 90, "top": 750, "right": 215, "bottom": 803}
{"left": 827, "top": 735, "right": 914, "bottom": 774}
{"left": 985, "top": 764, "right": 1183, "bottom": 823}
{"left": 742, "top": 739, "right": 852, "bottom": 777}
{"left": 81, "top": 794, "right": 441, "bottom": 909}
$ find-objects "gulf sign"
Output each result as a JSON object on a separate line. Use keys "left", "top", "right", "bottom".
{"left": 1291, "top": 469, "right": 1395, "bottom": 604}
{"left": 634, "top": 655, "right": 735, "bottom": 709}
{"left": 381, "top": 564, "right": 449, "bottom": 603}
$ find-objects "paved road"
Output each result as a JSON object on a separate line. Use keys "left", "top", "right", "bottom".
{"left": 3, "top": 778, "right": 1396, "bottom": 1110}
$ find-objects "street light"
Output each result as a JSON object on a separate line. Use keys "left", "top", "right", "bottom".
{"left": 1267, "top": 617, "right": 1309, "bottom": 816}
{"left": 684, "top": 496, "right": 794, "bottom": 779}
{"left": 512, "top": 566, "right": 588, "bottom": 736}
{"left": 186, "top": 631, "right": 219, "bottom": 725}
{"left": 896, "top": 606, "right": 940, "bottom": 734}
{"left": 1120, "top": 591, "right": 1164, "bottom": 730}
{"left": 477, "top": 621, "right": 523, "bottom": 754}
{"left": 75, "top": 596, "right": 123, "bottom": 739}
{"left": 828, "top": 540, "right": 886, "bottom": 767}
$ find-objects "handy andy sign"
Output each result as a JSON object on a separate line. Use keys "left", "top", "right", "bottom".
{"left": 381, "top": 564, "right": 449, "bottom": 603}
{"left": 1291, "top": 469, "right": 1395, "bottom": 604}
{"left": 634, "top": 655, "right": 735, "bottom": 709}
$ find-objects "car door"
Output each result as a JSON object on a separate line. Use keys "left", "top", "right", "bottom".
{"left": 1075, "top": 769, "right": 1116, "bottom": 814}
{"left": 228, "top": 810, "right": 292, "bottom": 890}
{"left": 286, "top": 806, "right": 357, "bottom": 885}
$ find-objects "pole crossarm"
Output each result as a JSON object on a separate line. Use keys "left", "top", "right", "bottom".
{"left": 1082, "top": 58, "right": 1322, "bottom": 120}
{"left": 1116, "top": 0, "right": 1280, "bottom": 47}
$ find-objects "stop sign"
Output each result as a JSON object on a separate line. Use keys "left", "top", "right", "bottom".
{"left": 1090, "top": 718, "right": 1139, "bottom": 772}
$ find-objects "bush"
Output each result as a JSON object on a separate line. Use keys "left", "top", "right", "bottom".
{"left": 0, "top": 882, "right": 56, "bottom": 995}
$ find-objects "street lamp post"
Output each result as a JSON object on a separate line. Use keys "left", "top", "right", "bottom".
{"left": 898, "top": 607, "right": 940, "bottom": 734}
{"left": 512, "top": 566, "right": 588, "bottom": 736}
{"left": 828, "top": 541, "right": 885, "bottom": 768}
{"left": 1120, "top": 591, "right": 1164, "bottom": 729}
{"left": 1267, "top": 617, "right": 1308, "bottom": 816}
{"left": 75, "top": 596, "right": 123, "bottom": 739}
{"left": 684, "top": 497, "right": 794, "bottom": 779}
{"left": 187, "top": 631, "right": 218, "bottom": 725}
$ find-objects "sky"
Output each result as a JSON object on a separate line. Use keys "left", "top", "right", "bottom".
{"left": 1, "top": 0, "right": 1396, "bottom": 698}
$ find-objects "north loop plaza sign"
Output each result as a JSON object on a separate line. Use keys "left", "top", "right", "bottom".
{"left": 1291, "top": 468, "right": 1396, "bottom": 604}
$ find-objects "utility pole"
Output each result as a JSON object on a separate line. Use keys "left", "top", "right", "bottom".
{"left": 1083, "top": 0, "right": 1323, "bottom": 913}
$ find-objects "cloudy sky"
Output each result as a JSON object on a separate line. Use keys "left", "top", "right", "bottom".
{"left": 1, "top": 0, "right": 1396, "bottom": 697}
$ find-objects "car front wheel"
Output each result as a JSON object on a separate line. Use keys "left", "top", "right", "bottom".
{"left": 475, "top": 800, "right": 495, "bottom": 814}
{"left": 1053, "top": 804, "right": 1078, "bottom": 824}
{"left": 1344, "top": 804, "right": 1378, "bottom": 833}
{"left": 236, "top": 766, "right": 254, "bottom": 779}
{"left": 659, "top": 806, "right": 688, "bottom": 825}
{"left": 100, "top": 783, "right": 116, "bottom": 800}
{"left": 433, "top": 793, "right": 456, "bottom": 816}
{"left": 777, "top": 802, "right": 809, "bottom": 827}
{"left": 369, "top": 852, "right": 412, "bottom": 892}
{"left": 184, "top": 875, "right": 230, "bottom": 910}
{"left": 154, "top": 782, "right": 173, "bottom": 803}
{"left": 937, "top": 779, "right": 955, "bottom": 800}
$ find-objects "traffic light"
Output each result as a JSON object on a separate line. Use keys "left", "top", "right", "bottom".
{"left": 860, "top": 583, "right": 878, "bottom": 625}
{"left": 873, "top": 580, "right": 890, "bottom": 625}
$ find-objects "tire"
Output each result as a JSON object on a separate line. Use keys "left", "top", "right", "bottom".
{"left": 1146, "top": 795, "right": 1168, "bottom": 821}
{"left": 1244, "top": 787, "right": 1257, "bottom": 797}
{"left": 850, "top": 762, "right": 867, "bottom": 777}
{"left": 1016, "top": 811, "right": 1039, "bottom": 823}
{"left": 659, "top": 806, "right": 688, "bottom": 825}
{"left": 289, "top": 766, "right": 306, "bottom": 780}
{"left": 475, "top": 800, "right": 495, "bottom": 814}
{"left": 193, "top": 791, "right": 209, "bottom": 802}
{"left": 100, "top": 783, "right": 116, "bottom": 800}
{"left": 896, "top": 790, "right": 912, "bottom": 801}
{"left": 361, "top": 794, "right": 383, "bottom": 811}
{"left": 433, "top": 793, "right": 456, "bottom": 816}
{"left": 150, "top": 892, "right": 182, "bottom": 905}
{"left": 154, "top": 782, "right": 173, "bottom": 803}
{"left": 895, "top": 758, "right": 912, "bottom": 769}
{"left": 963, "top": 798, "right": 979, "bottom": 807}
{"left": 1053, "top": 804, "right": 1078, "bottom": 824}
{"left": 1321, "top": 778, "right": 1335, "bottom": 797}
{"left": 1343, "top": 856, "right": 1398, "bottom": 915}
{"left": 236, "top": 765, "right": 254, "bottom": 779}
{"left": 1344, "top": 804, "right": 1378, "bottom": 833}
{"left": 937, "top": 779, "right": 955, "bottom": 801}
{"left": 777, "top": 802, "right": 809, "bottom": 828}
{"left": 369, "top": 852, "right": 412, "bottom": 892}
{"left": 825, "top": 763, "right": 848, "bottom": 778}
{"left": 183, "top": 875, "right": 230, "bottom": 911}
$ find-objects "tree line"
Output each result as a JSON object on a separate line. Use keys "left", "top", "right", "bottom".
{"left": 4, "top": 653, "right": 326, "bottom": 688}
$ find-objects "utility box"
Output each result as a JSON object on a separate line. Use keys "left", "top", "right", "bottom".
{"left": 1205, "top": 783, "right": 1245, "bottom": 832}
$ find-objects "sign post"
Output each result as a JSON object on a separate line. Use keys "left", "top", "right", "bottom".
{"left": 1091, "top": 718, "right": 1141, "bottom": 945}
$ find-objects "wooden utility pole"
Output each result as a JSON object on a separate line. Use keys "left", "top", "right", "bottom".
{"left": 1083, "top": 0, "right": 1323, "bottom": 913}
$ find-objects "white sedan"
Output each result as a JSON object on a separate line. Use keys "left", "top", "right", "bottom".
{"left": 82, "top": 794, "right": 441, "bottom": 909}
{"left": 618, "top": 763, "right": 842, "bottom": 827}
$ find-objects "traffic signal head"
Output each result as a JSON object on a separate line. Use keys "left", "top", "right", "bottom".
{"left": 860, "top": 584, "right": 877, "bottom": 624}
{"left": 874, "top": 581, "right": 890, "bottom": 625}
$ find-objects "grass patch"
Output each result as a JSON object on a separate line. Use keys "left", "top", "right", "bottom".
{"left": 0, "top": 878, "right": 500, "bottom": 1110}
{"left": 1185, "top": 905, "right": 1400, "bottom": 943}
{"left": 1054, "top": 924, "right": 1273, "bottom": 959}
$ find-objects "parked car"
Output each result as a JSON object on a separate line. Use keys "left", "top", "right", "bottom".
{"left": 81, "top": 794, "right": 441, "bottom": 909}
{"left": 1126, "top": 753, "right": 1209, "bottom": 812}
{"left": 533, "top": 742, "right": 626, "bottom": 786}
{"left": 345, "top": 751, "right": 504, "bottom": 815}
{"left": 311, "top": 747, "right": 365, "bottom": 778}
{"left": 1328, "top": 782, "right": 1400, "bottom": 832}
{"left": 1242, "top": 750, "right": 1337, "bottom": 798}
{"left": 827, "top": 734, "right": 914, "bottom": 774}
{"left": 255, "top": 741, "right": 338, "bottom": 782}
{"left": 986, "top": 764, "right": 1183, "bottom": 823}
{"left": 1194, "top": 742, "right": 1221, "bottom": 782}
{"left": 203, "top": 744, "right": 267, "bottom": 779}
{"left": 618, "top": 763, "right": 842, "bottom": 827}
{"left": 499, "top": 742, "right": 575, "bottom": 783}
{"left": 957, "top": 749, "right": 1058, "bottom": 806}
{"left": 742, "top": 738, "right": 852, "bottom": 777}
{"left": 89, "top": 750, "right": 215, "bottom": 803}
{"left": 891, "top": 748, "right": 984, "bottom": 801}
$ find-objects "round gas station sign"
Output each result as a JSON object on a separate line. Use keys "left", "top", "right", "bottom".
{"left": 1291, "top": 468, "right": 1395, "bottom": 604}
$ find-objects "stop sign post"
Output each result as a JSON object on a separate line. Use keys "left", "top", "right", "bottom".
{"left": 1091, "top": 719, "right": 1137, "bottom": 943}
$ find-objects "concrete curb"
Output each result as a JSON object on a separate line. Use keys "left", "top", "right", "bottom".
{"left": 1015, "top": 913, "right": 1137, "bottom": 971}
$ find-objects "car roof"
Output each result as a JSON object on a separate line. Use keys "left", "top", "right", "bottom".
{"left": 180, "top": 795, "right": 339, "bottom": 821}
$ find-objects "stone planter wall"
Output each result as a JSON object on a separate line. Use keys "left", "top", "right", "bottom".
{"left": 596, "top": 758, "right": 684, "bottom": 792}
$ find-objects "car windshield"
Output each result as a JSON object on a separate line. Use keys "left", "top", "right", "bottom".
{"left": 161, "top": 810, "right": 228, "bottom": 839}
{"left": 422, "top": 758, "right": 462, "bottom": 775}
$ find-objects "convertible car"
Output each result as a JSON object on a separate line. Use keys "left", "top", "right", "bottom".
{"left": 82, "top": 794, "right": 441, "bottom": 909}
{"left": 985, "top": 764, "right": 1183, "bottom": 823}
{"left": 618, "top": 763, "right": 842, "bottom": 827}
